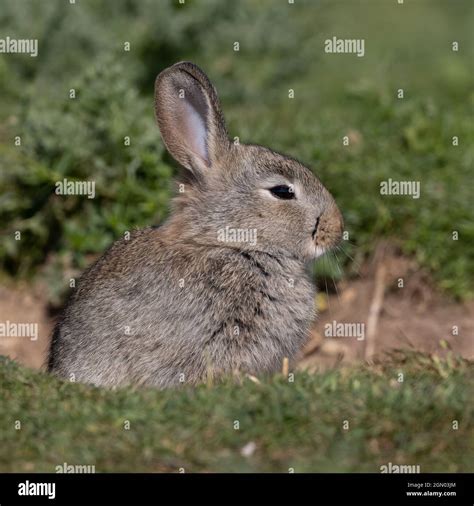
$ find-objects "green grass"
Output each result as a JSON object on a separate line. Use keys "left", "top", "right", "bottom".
{"left": 1, "top": 351, "right": 472, "bottom": 472}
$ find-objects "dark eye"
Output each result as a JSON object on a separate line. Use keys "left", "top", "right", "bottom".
{"left": 269, "top": 185, "right": 295, "bottom": 200}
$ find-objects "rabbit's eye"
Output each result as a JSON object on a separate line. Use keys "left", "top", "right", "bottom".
{"left": 269, "top": 185, "right": 295, "bottom": 200}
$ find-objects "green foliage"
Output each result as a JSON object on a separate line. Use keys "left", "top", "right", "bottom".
{"left": 1, "top": 57, "right": 171, "bottom": 277}
{"left": 0, "top": 0, "right": 473, "bottom": 299}
{"left": 0, "top": 351, "right": 472, "bottom": 472}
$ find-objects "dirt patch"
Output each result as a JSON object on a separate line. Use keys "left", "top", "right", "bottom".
{"left": 0, "top": 282, "right": 53, "bottom": 370}
{"left": 300, "top": 245, "right": 473, "bottom": 371}
{"left": 0, "top": 247, "right": 472, "bottom": 372}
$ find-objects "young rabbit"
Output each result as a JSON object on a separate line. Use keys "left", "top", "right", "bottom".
{"left": 48, "top": 62, "right": 343, "bottom": 388}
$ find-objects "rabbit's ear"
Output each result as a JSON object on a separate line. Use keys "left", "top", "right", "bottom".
{"left": 155, "top": 62, "right": 230, "bottom": 174}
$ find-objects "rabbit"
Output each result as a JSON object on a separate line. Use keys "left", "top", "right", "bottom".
{"left": 47, "top": 61, "right": 343, "bottom": 388}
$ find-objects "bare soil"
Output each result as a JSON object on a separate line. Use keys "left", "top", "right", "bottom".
{"left": 0, "top": 281, "right": 53, "bottom": 369}
{"left": 301, "top": 246, "right": 473, "bottom": 371}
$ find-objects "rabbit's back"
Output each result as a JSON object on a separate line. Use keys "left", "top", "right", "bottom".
{"left": 49, "top": 227, "right": 315, "bottom": 387}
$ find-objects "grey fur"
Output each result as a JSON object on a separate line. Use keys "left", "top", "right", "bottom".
{"left": 48, "top": 62, "right": 343, "bottom": 388}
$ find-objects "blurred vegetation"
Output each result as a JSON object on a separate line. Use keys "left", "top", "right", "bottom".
{"left": 0, "top": 0, "right": 473, "bottom": 301}
{"left": 1, "top": 350, "right": 472, "bottom": 471}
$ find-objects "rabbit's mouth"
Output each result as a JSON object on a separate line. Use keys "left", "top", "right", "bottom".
{"left": 314, "top": 245, "right": 327, "bottom": 258}
{"left": 311, "top": 216, "right": 321, "bottom": 240}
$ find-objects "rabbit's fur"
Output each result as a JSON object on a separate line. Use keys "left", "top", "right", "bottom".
{"left": 48, "top": 62, "right": 343, "bottom": 388}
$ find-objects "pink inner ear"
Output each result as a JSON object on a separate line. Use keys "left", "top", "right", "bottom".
{"left": 182, "top": 101, "right": 209, "bottom": 165}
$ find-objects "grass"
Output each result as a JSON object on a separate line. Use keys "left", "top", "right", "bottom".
{"left": 1, "top": 350, "right": 472, "bottom": 473}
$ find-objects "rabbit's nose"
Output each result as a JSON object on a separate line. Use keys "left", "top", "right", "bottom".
{"left": 312, "top": 204, "right": 344, "bottom": 249}
{"left": 330, "top": 206, "right": 344, "bottom": 244}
